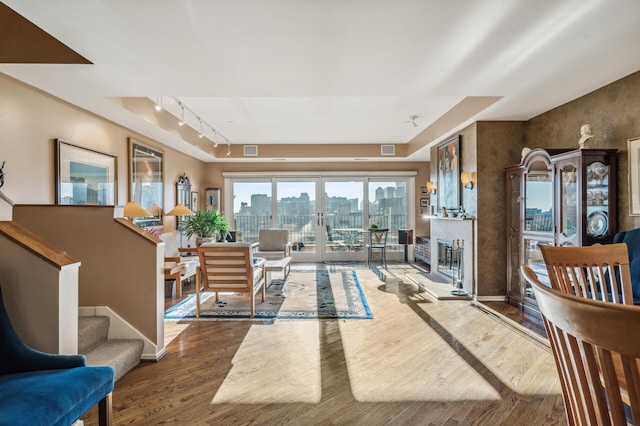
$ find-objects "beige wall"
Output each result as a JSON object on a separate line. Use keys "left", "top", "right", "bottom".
{"left": 0, "top": 73, "right": 205, "bottom": 231}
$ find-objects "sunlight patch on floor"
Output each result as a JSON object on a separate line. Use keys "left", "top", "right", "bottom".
{"left": 211, "top": 321, "right": 322, "bottom": 404}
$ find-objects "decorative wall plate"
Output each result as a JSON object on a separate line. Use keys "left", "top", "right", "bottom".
{"left": 587, "top": 211, "right": 608, "bottom": 237}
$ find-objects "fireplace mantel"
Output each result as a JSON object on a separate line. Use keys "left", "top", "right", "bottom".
{"left": 429, "top": 218, "right": 475, "bottom": 296}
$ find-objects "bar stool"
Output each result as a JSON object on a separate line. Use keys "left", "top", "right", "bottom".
{"left": 367, "top": 228, "right": 389, "bottom": 269}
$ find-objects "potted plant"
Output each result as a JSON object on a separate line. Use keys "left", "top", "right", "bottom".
{"left": 369, "top": 223, "right": 383, "bottom": 243}
{"left": 183, "top": 209, "right": 229, "bottom": 246}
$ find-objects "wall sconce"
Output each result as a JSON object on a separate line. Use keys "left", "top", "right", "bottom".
{"left": 461, "top": 171, "right": 475, "bottom": 189}
{"left": 426, "top": 181, "right": 436, "bottom": 194}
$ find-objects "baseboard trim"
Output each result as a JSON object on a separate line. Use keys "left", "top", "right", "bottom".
{"left": 474, "top": 295, "right": 507, "bottom": 302}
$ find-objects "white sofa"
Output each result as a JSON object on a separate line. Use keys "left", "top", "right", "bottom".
{"left": 160, "top": 232, "right": 198, "bottom": 281}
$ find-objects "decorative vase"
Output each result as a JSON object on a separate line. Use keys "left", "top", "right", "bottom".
{"left": 196, "top": 236, "right": 216, "bottom": 246}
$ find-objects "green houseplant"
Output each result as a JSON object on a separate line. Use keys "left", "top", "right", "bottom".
{"left": 183, "top": 209, "right": 229, "bottom": 246}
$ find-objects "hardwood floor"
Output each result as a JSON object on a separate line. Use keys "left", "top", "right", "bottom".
{"left": 83, "top": 265, "right": 566, "bottom": 425}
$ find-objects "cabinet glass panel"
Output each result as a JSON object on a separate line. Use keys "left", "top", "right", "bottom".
{"left": 509, "top": 174, "right": 521, "bottom": 231}
{"left": 523, "top": 238, "right": 552, "bottom": 300}
{"left": 586, "top": 161, "right": 610, "bottom": 238}
{"left": 509, "top": 234, "right": 521, "bottom": 297}
{"left": 559, "top": 164, "right": 578, "bottom": 238}
{"left": 524, "top": 161, "right": 553, "bottom": 233}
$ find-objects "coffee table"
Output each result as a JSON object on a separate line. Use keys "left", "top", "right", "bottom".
{"left": 264, "top": 257, "right": 292, "bottom": 287}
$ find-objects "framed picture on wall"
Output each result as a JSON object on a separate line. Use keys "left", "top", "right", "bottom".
{"left": 629, "top": 136, "right": 640, "bottom": 215}
{"left": 54, "top": 139, "right": 117, "bottom": 205}
{"left": 191, "top": 191, "right": 199, "bottom": 211}
{"left": 420, "top": 198, "right": 429, "bottom": 207}
{"left": 436, "top": 135, "right": 460, "bottom": 212}
{"left": 129, "top": 139, "right": 164, "bottom": 227}
{"left": 205, "top": 187, "right": 221, "bottom": 211}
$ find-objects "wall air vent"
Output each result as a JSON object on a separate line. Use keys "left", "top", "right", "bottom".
{"left": 243, "top": 145, "right": 258, "bottom": 156}
{"left": 381, "top": 145, "right": 395, "bottom": 156}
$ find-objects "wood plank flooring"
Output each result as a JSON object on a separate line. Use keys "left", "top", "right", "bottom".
{"left": 83, "top": 265, "right": 566, "bottom": 425}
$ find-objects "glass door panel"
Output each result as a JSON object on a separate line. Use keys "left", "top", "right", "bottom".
{"left": 277, "top": 180, "right": 316, "bottom": 257}
{"left": 559, "top": 164, "right": 578, "bottom": 240}
{"left": 523, "top": 238, "right": 553, "bottom": 301}
{"left": 586, "top": 161, "right": 610, "bottom": 238}
{"left": 524, "top": 160, "right": 553, "bottom": 233}
{"left": 231, "top": 181, "right": 272, "bottom": 244}
{"left": 323, "top": 179, "right": 366, "bottom": 261}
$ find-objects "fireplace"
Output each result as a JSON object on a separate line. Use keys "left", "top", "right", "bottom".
{"left": 430, "top": 217, "right": 475, "bottom": 296}
{"left": 437, "top": 238, "right": 463, "bottom": 280}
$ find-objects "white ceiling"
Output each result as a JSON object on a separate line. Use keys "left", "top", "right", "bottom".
{"left": 2, "top": 0, "right": 640, "bottom": 162}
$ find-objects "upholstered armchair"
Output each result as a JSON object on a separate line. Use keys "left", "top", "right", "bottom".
{"left": 254, "top": 229, "right": 291, "bottom": 259}
{"left": 253, "top": 229, "right": 292, "bottom": 276}
{"left": 0, "top": 286, "right": 114, "bottom": 425}
{"left": 614, "top": 227, "right": 640, "bottom": 304}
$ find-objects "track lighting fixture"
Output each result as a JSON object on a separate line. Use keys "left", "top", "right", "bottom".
{"left": 155, "top": 96, "right": 162, "bottom": 111}
{"left": 178, "top": 104, "right": 185, "bottom": 126}
{"left": 169, "top": 97, "right": 230, "bottom": 151}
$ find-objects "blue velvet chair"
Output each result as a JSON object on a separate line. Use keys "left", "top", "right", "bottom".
{"left": 0, "top": 286, "right": 115, "bottom": 425}
{"left": 613, "top": 228, "right": 640, "bottom": 304}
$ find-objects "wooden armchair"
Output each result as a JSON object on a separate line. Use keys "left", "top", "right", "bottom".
{"left": 538, "top": 243, "right": 634, "bottom": 304}
{"left": 523, "top": 267, "right": 640, "bottom": 425}
{"left": 196, "top": 242, "right": 266, "bottom": 318}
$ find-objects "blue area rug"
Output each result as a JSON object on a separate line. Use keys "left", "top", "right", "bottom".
{"left": 165, "top": 269, "right": 373, "bottom": 320}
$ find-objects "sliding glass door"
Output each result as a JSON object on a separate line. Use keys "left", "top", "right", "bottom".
{"left": 322, "top": 179, "right": 367, "bottom": 262}
{"left": 228, "top": 174, "right": 412, "bottom": 262}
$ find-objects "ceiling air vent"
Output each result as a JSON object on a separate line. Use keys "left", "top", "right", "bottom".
{"left": 381, "top": 145, "right": 395, "bottom": 156}
{"left": 243, "top": 145, "right": 258, "bottom": 156}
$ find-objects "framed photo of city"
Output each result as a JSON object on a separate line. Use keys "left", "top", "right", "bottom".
{"left": 54, "top": 139, "right": 117, "bottom": 205}
{"left": 129, "top": 139, "right": 164, "bottom": 227}
{"left": 436, "top": 135, "right": 460, "bottom": 212}
{"left": 206, "top": 188, "right": 221, "bottom": 211}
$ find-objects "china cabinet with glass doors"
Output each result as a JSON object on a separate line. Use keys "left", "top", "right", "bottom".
{"left": 505, "top": 148, "right": 617, "bottom": 317}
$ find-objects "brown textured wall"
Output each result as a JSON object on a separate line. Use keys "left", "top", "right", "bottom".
{"left": 526, "top": 70, "right": 640, "bottom": 232}
{"left": 476, "top": 121, "right": 526, "bottom": 297}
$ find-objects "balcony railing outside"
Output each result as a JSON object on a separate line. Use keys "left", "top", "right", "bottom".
{"left": 233, "top": 213, "right": 407, "bottom": 253}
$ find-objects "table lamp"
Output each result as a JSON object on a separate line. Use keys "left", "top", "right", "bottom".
{"left": 123, "top": 201, "right": 152, "bottom": 220}
{"left": 166, "top": 204, "right": 194, "bottom": 249}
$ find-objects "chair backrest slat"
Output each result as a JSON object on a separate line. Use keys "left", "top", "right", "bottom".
{"left": 539, "top": 244, "right": 633, "bottom": 305}
{"left": 522, "top": 265, "right": 640, "bottom": 425}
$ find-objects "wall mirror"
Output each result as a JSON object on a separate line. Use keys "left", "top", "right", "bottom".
{"left": 129, "top": 139, "right": 164, "bottom": 227}
{"left": 176, "top": 173, "right": 191, "bottom": 229}
{"left": 176, "top": 173, "right": 191, "bottom": 210}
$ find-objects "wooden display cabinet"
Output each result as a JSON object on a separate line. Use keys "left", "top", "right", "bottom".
{"left": 505, "top": 148, "right": 617, "bottom": 316}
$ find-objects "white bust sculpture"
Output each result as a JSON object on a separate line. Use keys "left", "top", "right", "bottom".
{"left": 521, "top": 147, "right": 531, "bottom": 162}
{"left": 579, "top": 124, "right": 594, "bottom": 149}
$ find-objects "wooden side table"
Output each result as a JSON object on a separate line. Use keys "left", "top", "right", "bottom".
{"left": 164, "top": 261, "right": 186, "bottom": 298}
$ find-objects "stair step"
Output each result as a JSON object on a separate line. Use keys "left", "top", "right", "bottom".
{"left": 78, "top": 315, "right": 109, "bottom": 354}
{"left": 85, "top": 339, "right": 144, "bottom": 382}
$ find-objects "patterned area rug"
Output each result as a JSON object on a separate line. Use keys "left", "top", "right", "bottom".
{"left": 164, "top": 268, "right": 373, "bottom": 320}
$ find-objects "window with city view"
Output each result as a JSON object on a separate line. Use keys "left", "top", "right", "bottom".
{"left": 230, "top": 177, "right": 411, "bottom": 261}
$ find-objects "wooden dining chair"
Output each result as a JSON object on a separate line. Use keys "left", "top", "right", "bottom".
{"left": 523, "top": 265, "right": 640, "bottom": 425}
{"left": 538, "top": 244, "right": 634, "bottom": 305}
{"left": 196, "top": 242, "right": 266, "bottom": 318}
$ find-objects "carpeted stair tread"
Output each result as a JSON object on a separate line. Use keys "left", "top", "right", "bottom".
{"left": 85, "top": 339, "right": 144, "bottom": 382}
{"left": 78, "top": 315, "right": 110, "bottom": 354}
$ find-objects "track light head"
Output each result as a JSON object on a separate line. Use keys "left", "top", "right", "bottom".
{"left": 178, "top": 104, "right": 185, "bottom": 126}
{"left": 155, "top": 96, "right": 162, "bottom": 111}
